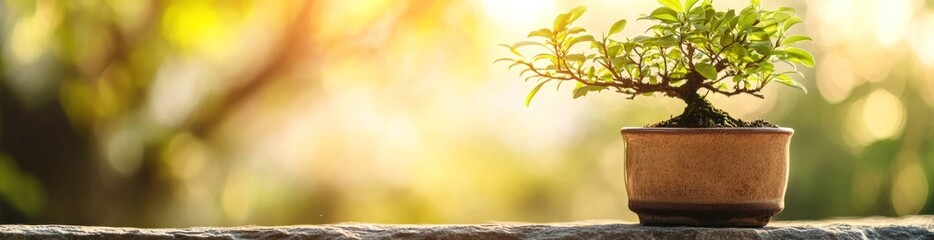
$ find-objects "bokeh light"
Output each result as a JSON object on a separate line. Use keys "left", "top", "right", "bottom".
{"left": 892, "top": 154, "right": 929, "bottom": 216}
{"left": 861, "top": 89, "right": 906, "bottom": 141}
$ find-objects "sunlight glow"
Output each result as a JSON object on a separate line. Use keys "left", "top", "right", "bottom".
{"left": 163, "top": 133, "right": 210, "bottom": 180}
{"left": 861, "top": 89, "right": 905, "bottom": 141}
{"left": 104, "top": 123, "right": 144, "bottom": 176}
{"left": 817, "top": 53, "right": 858, "bottom": 103}
{"left": 161, "top": 1, "right": 234, "bottom": 57}
{"left": 147, "top": 60, "right": 213, "bottom": 127}
{"left": 810, "top": 0, "right": 858, "bottom": 46}
{"left": 222, "top": 172, "right": 254, "bottom": 222}
{"left": 844, "top": 98, "right": 875, "bottom": 149}
{"left": 892, "top": 157, "right": 929, "bottom": 216}
{"left": 872, "top": 0, "right": 914, "bottom": 47}
{"left": 481, "top": 0, "right": 556, "bottom": 29}
{"left": 9, "top": 0, "right": 59, "bottom": 63}
{"left": 912, "top": 14, "right": 934, "bottom": 67}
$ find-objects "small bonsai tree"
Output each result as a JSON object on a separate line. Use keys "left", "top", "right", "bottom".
{"left": 497, "top": 0, "right": 812, "bottom": 127}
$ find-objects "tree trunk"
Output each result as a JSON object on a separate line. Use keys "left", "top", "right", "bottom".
{"left": 649, "top": 89, "right": 746, "bottom": 128}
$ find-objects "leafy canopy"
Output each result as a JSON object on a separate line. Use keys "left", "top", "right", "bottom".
{"left": 496, "top": 0, "right": 813, "bottom": 107}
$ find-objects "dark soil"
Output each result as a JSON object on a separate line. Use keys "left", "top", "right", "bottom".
{"left": 648, "top": 99, "right": 779, "bottom": 128}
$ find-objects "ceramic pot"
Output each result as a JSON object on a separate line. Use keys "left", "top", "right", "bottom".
{"left": 621, "top": 127, "right": 793, "bottom": 227}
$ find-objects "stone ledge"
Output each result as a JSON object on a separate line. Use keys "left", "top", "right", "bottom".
{"left": 1, "top": 216, "right": 932, "bottom": 239}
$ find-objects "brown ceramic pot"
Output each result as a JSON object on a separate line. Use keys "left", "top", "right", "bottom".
{"left": 621, "top": 127, "right": 793, "bottom": 227}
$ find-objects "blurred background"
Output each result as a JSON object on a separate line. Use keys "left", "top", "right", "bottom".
{"left": 0, "top": 0, "right": 932, "bottom": 227}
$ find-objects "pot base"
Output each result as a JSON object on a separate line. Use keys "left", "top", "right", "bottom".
{"left": 630, "top": 201, "right": 782, "bottom": 227}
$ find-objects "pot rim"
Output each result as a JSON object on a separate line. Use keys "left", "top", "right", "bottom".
{"left": 621, "top": 127, "right": 794, "bottom": 134}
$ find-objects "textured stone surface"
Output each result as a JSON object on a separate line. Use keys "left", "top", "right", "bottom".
{"left": 1, "top": 216, "right": 932, "bottom": 239}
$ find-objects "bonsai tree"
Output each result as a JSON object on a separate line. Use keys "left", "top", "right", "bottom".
{"left": 497, "top": 0, "right": 812, "bottom": 127}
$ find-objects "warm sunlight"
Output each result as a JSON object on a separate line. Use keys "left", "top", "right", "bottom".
{"left": 480, "top": 0, "right": 557, "bottom": 28}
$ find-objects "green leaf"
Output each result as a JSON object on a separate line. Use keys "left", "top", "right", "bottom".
{"left": 695, "top": 63, "right": 718, "bottom": 80}
{"left": 784, "top": 47, "right": 815, "bottom": 67}
{"left": 499, "top": 43, "right": 522, "bottom": 56}
{"left": 686, "top": 35, "right": 707, "bottom": 44}
{"left": 658, "top": 35, "right": 678, "bottom": 47}
{"left": 567, "top": 35, "right": 595, "bottom": 47}
{"left": 525, "top": 80, "right": 549, "bottom": 107}
{"left": 649, "top": 7, "right": 680, "bottom": 23}
{"left": 632, "top": 35, "right": 653, "bottom": 43}
{"left": 508, "top": 60, "right": 527, "bottom": 70}
{"left": 762, "top": 23, "right": 779, "bottom": 35}
{"left": 773, "top": 74, "right": 807, "bottom": 93}
{"left": 565, "top": 54, "right": 586, "bottom": 62}
{"left": 771, "top": 11, "right": 792, "bottom": 22}
{"left": 493, "top": 58, "right": 514, "bottom": 64}
{"left": 749, "top": 42, "right": 771, "bottom": 55}
{"left": 532, "top": 53, "right": 556, "bottom": 62}
{"left": 608, "top": 19, "right": 628, "bottom": 36}
{"left": 775, "top": 7, "right": 797, "bottom": 14}
{"left": 528, "top": 28, "right": 552, "bottom": 39}
{"left": 755, "top": 62, "right": 775, "bottom": 73}
{"left": 776, "top": 70, "right": 805, "bottom": 78}
{"left": 611, "top": 56, "right": 629, "bottom": 66}
{"left": 713, "top": 82, "right": 727, "bottom": 90}
{"left": 783, "top": 16, "right": 803, "bottom": 31}
{"left": 729, "top": 44, "right": 749, "bottom": 58}
{"left": 606, "top": 44, "right": 622, "bottom": 57}
{"left": 738, "top": 11, "right": 758, "bottom": 29}
{"left": 750, "top": 0, "right": 761, "bottom": 7}
{"left": 572, "top": 83, "right": 585, "bottom": 98}
{"left": 657, "top": 0, "right": 684, "bottom": 12}
{"left": 592, "top": 41, "right": 605, "bottom": 53}
{"left": 573, "top": 85, "right": 606, "bottom": 99}
{"left": 685, "top": 0, "right": 700, "bottom": 11}
{"left": 568, "top": 6, "right": 587, "bottom": 23}
{"left": 554, "top": 13, "right": 571, "bottom": 32}
{"left": 782, "top": 35, "right": 812, "bottom": 45}
{"left": 748, "top": 30, "right": 771, "bottom": 41}
{"left": 723, "top": 9, "right": 736, "bottom": 23}
{"left": 667, "top": 48, "right": 682, "bottom": 59}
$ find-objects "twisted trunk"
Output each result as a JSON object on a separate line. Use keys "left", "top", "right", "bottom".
{"left": 649, "top": 89, "right": 775, "bottom": 128}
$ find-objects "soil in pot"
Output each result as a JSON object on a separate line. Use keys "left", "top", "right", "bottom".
{"left": 648, "top": 98, "right": 778, "bottom": 128}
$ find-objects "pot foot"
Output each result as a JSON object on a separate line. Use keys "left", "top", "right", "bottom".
{"left": 630, "top": 201, "right": 782, "bottom": 228}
